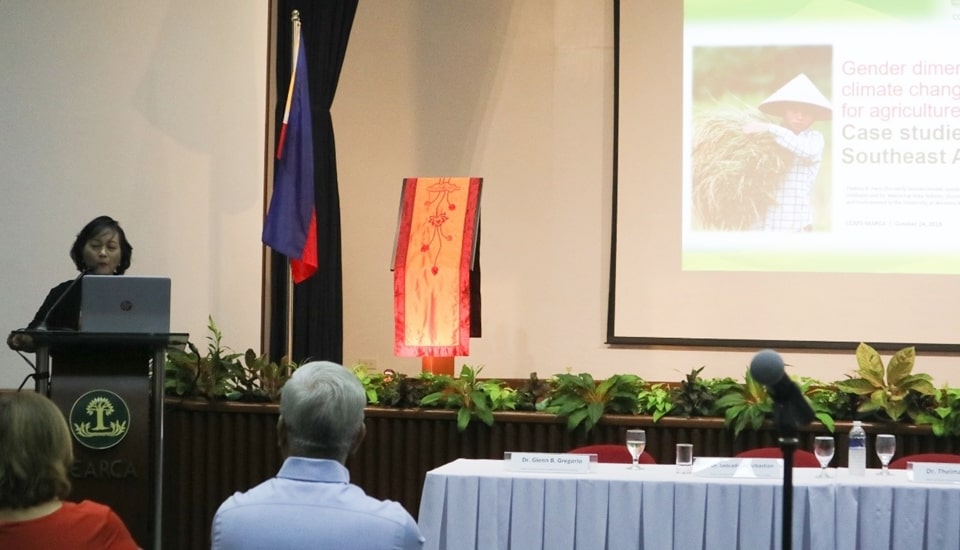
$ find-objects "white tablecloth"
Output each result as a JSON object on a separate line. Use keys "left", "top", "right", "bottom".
{"left": 417, "top": 458, "right": 960, "bottom": 550}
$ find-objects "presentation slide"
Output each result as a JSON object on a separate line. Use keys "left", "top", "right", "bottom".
{"left": 610, "top": 0, "right": 960, "bottom": 348}
{"left": 683, "top": 1, "right": 960, "bottom": 274}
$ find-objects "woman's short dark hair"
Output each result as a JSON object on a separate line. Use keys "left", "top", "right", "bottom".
{"left": 0, "top": 391, "right": 74, "bottom": 508}
{"left": 68, "top": 215, "right": 133, "bottom": 274}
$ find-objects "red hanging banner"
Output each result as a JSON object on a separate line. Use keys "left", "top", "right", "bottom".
{"left": 393, "top": 177, "right": 482, "bottom": 358}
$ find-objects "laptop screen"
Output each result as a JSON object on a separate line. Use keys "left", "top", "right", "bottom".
{"left": 79, "top": 275, "right": 171, "bottom": 333}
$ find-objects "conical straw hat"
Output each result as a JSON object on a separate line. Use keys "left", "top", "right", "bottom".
{"left": 759, "top": 73, "right": 832, "bottom": 121}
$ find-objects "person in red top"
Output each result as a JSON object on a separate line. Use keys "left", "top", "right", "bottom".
{"left": 0, "top": 390, "right": 139, "bottom": 549}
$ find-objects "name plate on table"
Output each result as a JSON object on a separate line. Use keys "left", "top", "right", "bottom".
{"left": 504, "top": 452, "right": 594, "bottom": 473}
{"left": 692, "top": 457, "right": 783, "bottom": 478}
{"left": 910, "top": 462, "right": 960, "bottom": 483}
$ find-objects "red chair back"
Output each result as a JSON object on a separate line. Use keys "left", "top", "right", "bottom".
{"left": 736, "top": 447, "right": 822, "bottom": 468}
{"left": 568, "top": 444, "right": 656, "bottom": 464}
{"left": 889, "top": 453, "right": 960, "bottom": 470}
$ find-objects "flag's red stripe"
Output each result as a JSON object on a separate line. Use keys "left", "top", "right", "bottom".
{"left": 290, "top": 211, "right": 318, "bottom": 283}
{"left": 276, "top": 123, "right": 288, "bottom": 160}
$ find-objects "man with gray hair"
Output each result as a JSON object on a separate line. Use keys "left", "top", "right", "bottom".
{"left": 211, "top": 361, "right": 425, "bottom": 549}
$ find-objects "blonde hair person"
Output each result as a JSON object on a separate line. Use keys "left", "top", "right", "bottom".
{"left": 0, "top": 391, "right": 138, "bottom": 549}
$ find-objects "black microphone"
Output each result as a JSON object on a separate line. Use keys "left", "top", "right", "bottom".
{"left": 750, "top": 349, "right": 815, "bottom": 428}
{"left": 35, "top": 269, "right": 92, "bottom": 331}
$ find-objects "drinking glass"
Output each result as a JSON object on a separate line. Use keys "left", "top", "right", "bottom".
{"left": 876, "top": 434, "right": 896, "bottom": 475}
{"left": 813, "top": 436, "right": 835, "bottom": 478}
{"left": 676, "top": 443, "right": 694, "bottom": 473}
{"left": 625, "top": 429, "right": 646, "bottom": 470}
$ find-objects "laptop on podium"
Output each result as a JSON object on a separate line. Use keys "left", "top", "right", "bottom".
{"left": 79, "top": 275, "right": 171, "bottom": 333}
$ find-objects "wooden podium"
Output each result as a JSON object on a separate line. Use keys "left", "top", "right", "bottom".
{"left": 19, "top": 330, "right": 188, "bottom": 550}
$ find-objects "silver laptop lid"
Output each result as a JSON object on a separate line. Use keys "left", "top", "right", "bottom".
{"left": 79, "top": 275, "right": 171, "bottom": 333}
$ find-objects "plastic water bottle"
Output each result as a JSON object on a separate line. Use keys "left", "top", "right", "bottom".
{"left": 848, "top": 420, "right": 866, "bottom": 476}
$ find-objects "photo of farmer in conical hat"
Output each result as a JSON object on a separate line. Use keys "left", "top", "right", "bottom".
{"left": 690, "top": 46, "right": 833, "bottom": 232}
{"left": 744, "top": 73, "right": 832, "bottom": 231}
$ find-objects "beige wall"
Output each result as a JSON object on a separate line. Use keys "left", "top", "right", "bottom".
{"left": 1, "top": 1, "right": 954, "bottom": 388}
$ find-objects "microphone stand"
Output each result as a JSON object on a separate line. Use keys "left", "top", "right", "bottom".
{"left": 774, "top": 402, "right": 799, "bottom": 550}
{"left": 35, "top": 268, "right": 91, "bottom": 331}
{"left": 26, "top": 269, "right": 90, "bottom": 395}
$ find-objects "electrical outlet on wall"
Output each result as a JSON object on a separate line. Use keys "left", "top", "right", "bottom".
{"left": 357, "top": 357, "right": 378, "bottom": 370}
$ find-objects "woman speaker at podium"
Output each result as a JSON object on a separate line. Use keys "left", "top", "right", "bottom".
{"left": 6, "top": 216, "right": 133, "bottom": 351}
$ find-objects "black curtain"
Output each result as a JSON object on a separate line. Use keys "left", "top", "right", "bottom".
{"left": 471, "top": 222, "right": 481, "bottom": 337}
{"left": 270, "top": 1, "right": 358, "bottom": 364}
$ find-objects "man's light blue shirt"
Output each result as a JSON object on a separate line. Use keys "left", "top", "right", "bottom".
{"left": 211, "top": 456, "right": 425, "bottom": 549}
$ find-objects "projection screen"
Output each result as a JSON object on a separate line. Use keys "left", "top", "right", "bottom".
{"left": 609, "top": 0, "right": 960, "bottom": 352}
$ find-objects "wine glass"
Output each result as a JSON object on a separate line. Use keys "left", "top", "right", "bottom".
{"left": 876, "top": 434, "right": 896, "bottom": 475}
{"left": 813, "top": 436, "right": 835, "bottom": 478}
{"left": 625, "top": 429, "right": 646, "bottom": 470}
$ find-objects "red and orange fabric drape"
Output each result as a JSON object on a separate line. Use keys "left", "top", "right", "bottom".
{"left": 393, "top": 177, "right": 482, "bottom": 360}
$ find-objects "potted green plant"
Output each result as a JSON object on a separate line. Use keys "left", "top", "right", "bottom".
{"left": 539, "top": 372, "right": 642, "bottom": 431}
{"left": 714, "top": 368, "right": 773, "bottom": 437}
{"left": 637, "top": 382, "right": 673, "bottom": 421}
{"left": 352, "top": 364, "right": 430, "bottom": 407}
{"left": 668, "top": 366, "right": 722, "bottom": 418}
{"left": 915, "top": 386, "right": 960, "bottom": 437}
{"left": 164, "top": 316, "right": 244, "bottom": 400}
{"left": 835, "top": 343, "right": 937, "bottom": 422}
{"left": 419, "top": 365, "right": 516, "bottom": 430}
{"left": 164, "top": 316, "right": 298, "bottom": 402}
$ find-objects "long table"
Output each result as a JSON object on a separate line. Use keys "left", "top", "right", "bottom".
{"left": 417, "top": 458, "right": 960, "bottom": 550}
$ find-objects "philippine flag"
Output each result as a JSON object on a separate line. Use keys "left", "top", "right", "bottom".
{"left": 262, "top": 32, "right": 318, "bottom": 283}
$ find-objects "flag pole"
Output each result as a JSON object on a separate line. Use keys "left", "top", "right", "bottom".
{"left": 284, "top": 10, "right": 301, "bottom": 362}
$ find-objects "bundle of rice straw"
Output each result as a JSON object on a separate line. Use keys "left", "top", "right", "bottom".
{"left": 691, "top": 109, "right": 796, "bottom": 231}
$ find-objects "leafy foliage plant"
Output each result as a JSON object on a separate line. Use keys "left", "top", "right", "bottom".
{"left": 669, "top": 367, "right": 719, "bottom": 418}
{"left": 419, "top": 365, "right": 515, "bottom": 431}
{"left": 165, "top": 316, "right": 297, "bottom": 402}
{"left": 167, "top": 324, "right": 959, "bottom": 441}
{"left": 714, "top": 369, "right": 773, "bottom": 437}
{"left": 835, "top": 343, "right": 936, "bottom": 422}
{"left": 915, "top": 387, "right": 960, "bottom": 437}
{"left": 540, "top": 373, "right": 642, "bottom": 432}
{"left": 637, "top": 383, "right": 673, "bottom": 421}
{"left": 165, "top": 316, "right": 244, "bottom": 401}
{"left": 515, "top": 372, "right": 552, "bottom": 411}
